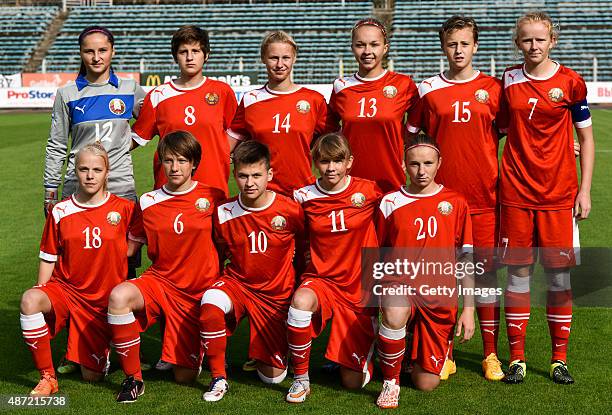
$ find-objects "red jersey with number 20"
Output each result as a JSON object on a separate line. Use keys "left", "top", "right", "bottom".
{"left": 132, "top": 78, "right": 237, "bottom": 194}
{"left": 214, "top": 192, "right": 304, "bottom": 306}
{"left": 139, "top": 182, "right": 225, "bottom": 299}
{"left": 407, "top": 71, "right": 502, "bottom": 213}
{"left": 228, "top": 86, "right": 330, "bottom": 196}
{"left": 294, "top": 176, "right": 382, "bottom": 309}
{"left": 329, "top": 71, "right": 418, "bottom": 192}
{"left": 499, "top": 63, "right": 590, "bottom": 209}
{"left": 39, "top": 193, "right": 144, "bottom": 307}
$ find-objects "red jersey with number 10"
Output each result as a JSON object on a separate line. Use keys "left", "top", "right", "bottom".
{"left": 228, "top": 86, "right": 330, "bottom": 196}
{"left": 499, "top": 63, "right": 589, "bottom": 209}
{"left": 39, "top": 193, "right": 144, "bottom": 307}
{"left": 132, "top": 78, "right": 237, "bottom": 194}
{"left": 139, "top": 182, "right": 225, "bottom": 299}
{"left": 329, "top": 71, "right": 418, "bottom": 193}
{"left": 214, "top": 192, "right": 304, "bottom": 306}
{"left": 407, "top": 71, "right": 502, "bottom": 213}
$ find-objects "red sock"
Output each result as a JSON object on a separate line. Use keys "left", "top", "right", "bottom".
{"left": 21, "top": 313, "right": 55, "bottom": 377}
{"left": 505, "top": 291, "right": 530, "bottom": 362}
{"left": 287, "top": 325, "right": 312, "bottom": 377}
{"left": 377, "top": 325, "right": 405, "bottom": 383}
{"left": 108, "top": 312, "right": 142, "bottom": 380}
{"left": 199, "top": 303, "right": 227, "bottom": 379}
{"left": 477, "top": 301, "right": 500, "bottom": 357}
{"left": 546, "top": 289, "right": 572, "bottom": 362}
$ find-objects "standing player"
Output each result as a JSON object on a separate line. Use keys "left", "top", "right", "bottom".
{"left": 107, "top": 131, "right": 225, "bottom": 403}
{"left": 227, "top": 31, "right": 330, "bottom": 196}
{"left": 497, "top": 11, "right": 594, "bottom": 384}
{"left": 21, "top": 143, "right": 143, "bottom": 395}
{"left": 406, "top": 16, "right": 505, "bottom": 381}
{"left": 375, "top": 135, "right": 474, "bottom": 409}
{"left": 286, "top": 133, "right": 382, "bottom": 403}
{"left": 131, "top": 25, "right": 237, "bottom": 195}
{"left": 43, "top": 26, "right": 147, "bottom": 373}
{"left": 199, "top": 141, "right": 304, "bottom": 401}
{"left": 328, "top": 18, "right": 419, "bottom": 193}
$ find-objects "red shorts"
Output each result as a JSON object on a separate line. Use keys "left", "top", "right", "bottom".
{"left": 129, "top": 274, "right": 203, "bottom": 370}
{"left": 408, "top": 303, "right": 457, "bottom": 375}
{"left": 499, "top": 206, "right": 579, "bottom": 268}
{"left": 210, "top": 278, "right": 289, "bottom": 369}
{"left": 40, "top": 281, "right": 110, "bottom": 373}
{"left": 299, "top": 278, "right": 377, "bottom": 373}
{"left": 471, "top": 211, "right": 498, "bottom": 271}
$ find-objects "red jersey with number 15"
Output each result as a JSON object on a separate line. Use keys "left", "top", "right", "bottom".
{"left": 407, "top": 71, "right": 502, "bottom": 213}
{"left": 132, "top": 78, "right": 237, "bottom": 194}
{"left": 40, "top": 193, "right": 145, "bottom": 307}
{"left": 214, "top": 192, "right": 304, "bottom": 306}
{"left": 294, "top": 176, "right": 382, "bottom": 309}
{"left": 228, "top": 86, "right": 330, "bottom": 196}
{"left": 139, "top": 181, "right": 225, "bottom": 299}
{"left": 499, "top": 63, "right": 590, "bottom": 209}
{"left": 328, "top": 71, "right": 418, "bottom": 192}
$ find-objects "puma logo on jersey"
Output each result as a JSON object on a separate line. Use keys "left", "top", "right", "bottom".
{"left": 508, "top": 73, "right": 517, "bottom": 81}
{"left": 223, "top": 206, "right": 234, "bottom": 214}
{"left": 25, "top": 341, "right": 38, "bottom": 349}
{"left": 385, "top": 198, "right": 397, "bottom": 206}
{"left": 482, "top": 328, "right": 496, "bottom": 335}
{"left": 352, "top": 353, "right": 364, "bottom": 365}
{"left": 430, "top": 355, "right": 442, "bottom": 368}
{"left": 91, "top": 353, "right": 105, "bottom": 366}
{"left": 508, "top": 322, "right": 524, "bottom": 330}
{"left": 581, "top": 105, "right": 589, "bottom": 111}
{"left": 422, "top": 80, "right": 433, "bottom": 89}
{"left": 75, "top": 105, "right": 86, "bottom": 114}
{"left": 559, "top": 250, "right": 572, "bottom": 259}
{"left": 146, "top": 193, "right": 156, "bottom": 200}
{"left": 274, "top": 354, "right": 284, "bottom": 365}
{"left": 297, "top": 189, "right": 309, "bottom": 197}
{"left": 55, "top": 206, "right": 66, "bottom": 214}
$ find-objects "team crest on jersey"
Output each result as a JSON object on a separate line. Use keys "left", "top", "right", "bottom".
{"left": 548, "top": 88, "right": 564, "bottom": 102}
{"left": 107, "top": 211, "right": 121, "bottom": 225}
{"left": 195, "top": 198, "right": 211, "bottom": 212}
{"left": 296, "top": 100, "right": 311, "bottom": 114}
{"left": 351, "top": 192, "right": 366, "bottom": 208}
{"left": 205, "top": 92, "right": 219, "bottom": 105}
{"left": 474, "top": 89, "right": 489, "bottom": 104}
{"left": 383, "top": 85, "right": 397, "bottom": 99}
{"left": 108, "top": 98, "right": 126, "bottom": 115}
{"left": 271, "top": 215, "right": 287, "bottom": 231}
{"left": 437, "top": 201, "right": 453, "bottom": 216}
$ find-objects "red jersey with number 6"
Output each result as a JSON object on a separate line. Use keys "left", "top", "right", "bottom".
{"left": 294, "top": 176, "right": 382, "bottom": 309}
{"left": 406, "top": 71, "right": 502, "bottom": 213}
{"left": 498, "top": 63, "right": 590, "bottom": 209}
{"left": 39, "top": 193, "right": 145, "bottom": 307}
{"left": 228, "top": 86, "right": 330, "bottom": 196}
{"left": 214, "top": 192, "right": 304, "bottom": 306}
{"left": 139, "top": 181, "right": 225, "bottom": 299}
{"left": 328, "top": 71, "right": 418, "bottom": 192}
{"left": 132, "top": 78, "right": 237, "bottom": 194}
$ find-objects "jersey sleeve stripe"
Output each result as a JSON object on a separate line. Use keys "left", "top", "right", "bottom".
{"left": 226, "top": 128, "right": 246, "bottom": 141}
{"left": 39, "top": 251, "right": 57, "bottom": 262}
{"left": 574, "top": 118, "right": 592, "bottom": 129}
{"left": 131, "top": 132, "right": 150, "bottom": 147}
{"left": 128, "top": 232, "right": 146, "bottom": 244}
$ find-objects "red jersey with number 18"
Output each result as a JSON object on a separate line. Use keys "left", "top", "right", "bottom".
{"left": 499, "top": 63, "right": 590, "bottom": 209}
{"left": 294, "top": 176, "right": 382, "bottom": 309}
{"left": 328, "top": 71, "right": 418, "bottom": 192}
{"left": 39, "top": 193, "right": 145, "bottom": 307}
{"left": 139, "top": 181, "right": 225, "bottom": 299}
{"left": 406, "top": 71, "right": 502, "bottom": 213}
{"left": 132, "top": 78, "right": 237, "bottom": 194}
{"left": 228, "top": 86, "right": 330, "bottom": 196}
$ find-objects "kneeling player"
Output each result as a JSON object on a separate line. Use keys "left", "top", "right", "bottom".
{"left": 20, "top": 143, "right": 143, "bottom": 395}
{"left": 286, "top": 133, "right": 382, "bottom": 403}
{"left": 375, "top": 135, "right": 475, "bottom": 409}
{"left": 199, "top": 141, "right": 304, "bottom": 401}
{"left": 107, "top": 131, "right": 225, "bottom": 403}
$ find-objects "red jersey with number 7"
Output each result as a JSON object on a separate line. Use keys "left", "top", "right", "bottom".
{"left": 132, "top": 78, "right": 237, "bottom": 194}
{"left": 328, "top": 71, "right": 418, "bottom": 193}
{"left": 498, "top": 63, "right": 590, "bottom": 209}
{"left": 294, "top": 176, "right": 382, "bottom": 309}
{"left": 139, "top": 181, "right": 225, "bottom": 299}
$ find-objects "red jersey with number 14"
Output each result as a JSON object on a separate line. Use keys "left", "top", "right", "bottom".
{"left": 214, "top": 192, "right": 304, "bottom": 306}
{"left": 294, "top": 176, "right": 382, "bottom": 309}
{"left": 132, "top": 78, "right": 237, "bottom": 194}
{"left": 407, "top": 71, "right": 502, "bottom": 213}
{"left": 228, "top": 86, "right": 330, "bottom": 196}
{"left": 40, "top": 193, "right": 144, "bottom": 307}
{"left": 139, "top": 181, "right": 225, "bottom": 299}
{"left": 329, "top": 71, "right": 418, "bottom": 192}
{"left": 499, "top": 63, "right": 589, "bottom": 209}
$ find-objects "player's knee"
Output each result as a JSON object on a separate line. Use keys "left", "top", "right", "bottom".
{"left": 291, "top": 288, "right": 317, "bottom": 312}
{"left": 508, "top": 265, "right": 531, "bottom": 278}
{"left": 257, "top": 364, "right": 287, "bottom": 384}
{"left": 108, "top": 283, "right": 134, "bottom": 312}
{"left": 381, "top": 307, "right": 410, "bottom": 329}
{"left": 81, "top": 368, "right": 103, "bottom": 383}
{"left": 173, "top": 366, "right": 198, "bottom": 384}
{"left": 412, "top": 372, "right": 440, "bottom": 392}
{"left": 20, "top": 289, "right": 43, "bottom": 315}
{"left": 340, "top": 367, "right": 362, "bottom": 389}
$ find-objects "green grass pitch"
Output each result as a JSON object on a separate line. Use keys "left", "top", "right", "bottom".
{"left": 0, "top": 110, "right": 610, "bottom": 414}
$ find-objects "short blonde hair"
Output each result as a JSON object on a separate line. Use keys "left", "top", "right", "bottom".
{"left": 312, "top": 132, "right": 352, "bottom": 162}
{"left": 75, "top": 142, "right": 110, "bottom": 190}
{"left": 514, "top": 11, "right": 559, "bottom": 44}
{"left": 260, "top": 31, "right": 298, "bottom": 60}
